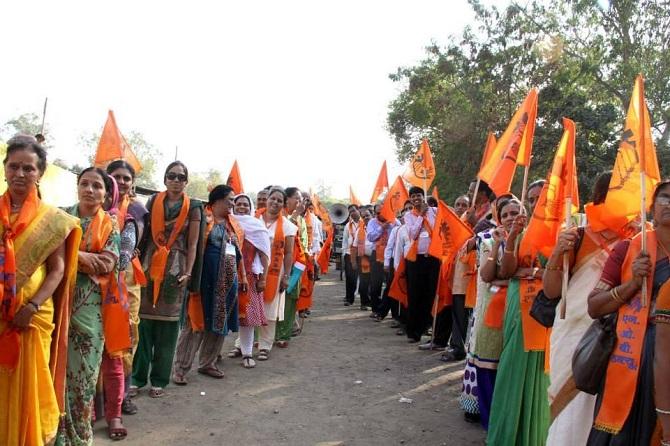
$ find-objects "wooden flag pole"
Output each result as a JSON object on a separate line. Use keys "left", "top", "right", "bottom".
{"left": 519, "top": 164, "right": 531, "bottom": 214}
{"left": 40, "top": 97, "right": 48, "bottom": 134}
{"left": 429, "top": 288, "right": 439, "bottom": 348}
{"left": 559, "top": 198, "right": 572, "bottom": 319}
{"left": 638, "top": 76, "right": 648, "bottom": 307}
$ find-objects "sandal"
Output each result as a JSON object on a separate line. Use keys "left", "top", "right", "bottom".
{"left": 107, "top": 417, "right": 127, "bottom": 441}
{"left": 172, "top": 372, "right": 187, "bottom": 386}
{"left": 121, "top": 397, "right": 138, "bottom": 415}
{"left": 148, "top": 387, "right": 165, "bottom": 398}
{"left": 257, "top": 349, "right": 270, "bottom": 361}
{"left": 198, "top": 366, "right": 225, "bottom": 379}
{"left": 275, "top": 340, "right": 289, "bottom": 348}
{"left": 128, "top": 385, "right": 140, "bottom": 398}
{"left": 227, "top": 347, "right": 242, "bottom": 358}
{"left": 242, "top": 356, "right": 256, "bottom": 368}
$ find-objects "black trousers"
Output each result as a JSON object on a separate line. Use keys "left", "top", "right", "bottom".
{"left": 377, "top": 264, "right": 400, "bottom": 320}
{"left": 448, "top": 294, "right": 470, "bottom": 356}
{"left": 369, "top": 252, "right": 385, "bottom": 313}
{"left": 344, "top": 254, "right": 358, "bottom": 303}
{"left": 405, "top": 255, "right": 440, "bottom": 341}
{"left": 432, "top": 306, "right": 453, "bottom": 347}
{"left": 357, "top": 256, "right": 371, "bottom": 307}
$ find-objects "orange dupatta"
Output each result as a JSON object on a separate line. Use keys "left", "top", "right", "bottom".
{"left": 261, "top": 210, "right": 285, "bottom": 303}
{"left": 149, "top": 192, "right": 190, "bottom": 306}
{"left": 0, "top": 188, "right": 39, "bottom": 369}
{"left": 594, "top": 230, "right": 656, "bottom": 434}
{"left": 516, "top": 235, "right": 551, "bottom": 351}
{"left": 82, "top": 207, "right": 131, "bottom": 355}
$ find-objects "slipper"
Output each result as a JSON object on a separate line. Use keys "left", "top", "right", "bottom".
{"left": 275, "top": 340, "right": 289, "bottom": 348}
{"left": 172, "top": 372, "right": 187, "bottom": 386}
{"left": 227, "top": 347, "right": 242, "bottom": 358}
{"left": 128, "top": 385, "right": 140, "bottom": 398}
{"left": 121, "top": 397, "right": 138, "bottom": 415}
{"left": 242, "top": 356, "right": 256, "bottom": 368}
{"left": 148, "top": 387, "right": 165, "bottom": 398}
{"left": 107, "top": 418, "right": 127, "bottom": 441}
{"left": 198, "top": 366, "right": 225, "bottom": 379}
{"left": 257, "top": 349, "right": 270, "bottom": 361}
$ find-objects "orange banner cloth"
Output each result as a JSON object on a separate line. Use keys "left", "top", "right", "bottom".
{"left": 370, "top": 161, "right": 389, "bottom": 203}
{"left": 478, "top": 89, "right": 537, "bottom": 196}
{"left": 520, "top": 118, "right": 579, "bottom": 259}
{"left": 379, "top": 176, "right": 409, "bottom": 222}
{"left": 227, "top": 160, "right": 244, "bottom": 194}
{"left": 93, "top": 110, "right": 142, "bottom": 173}
{"left": 403, "top": 138, "right": 436, "bottom": 190}
{"left": 602, "top": 74, "right": 660, "bottom": 233}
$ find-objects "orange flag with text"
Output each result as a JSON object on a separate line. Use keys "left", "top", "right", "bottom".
{"left": 349, "top": 186, "right": 362, "bottom": 206}
{"left": 428, "top": 200, "right": 475, "bottom": 314}
{"left": 94, "top": 110, "right": 142, "bottom": 173}
{"left": 379, "top": 176, "right": 409, "bottom": 222}
{"left": 227, "top": 160, "right": 244, "bottom": 194}
{"left": 478, "top": 89, "right": 537, "bottom": 196}
{"left": 370, "top": 161, "right": 389, "bottom": 203}
{"left": 312, "top": 194, "right": 334, "bottom": 273}
{"left": 599, "top": 74, "right": 660, "bottom": 233}
{"left": 403, "top": 138, "right": 436, "bottom": 190}
{"left": 519, "top": 118, "right": 579, "bottom": 259}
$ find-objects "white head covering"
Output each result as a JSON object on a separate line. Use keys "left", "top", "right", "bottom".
{"left": 233, "top": 194, "right": 271, "bottom": 274}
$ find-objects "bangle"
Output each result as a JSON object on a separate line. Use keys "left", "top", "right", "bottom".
{"left": 545, "top": 264, "right": 562, "bottom": 271}
{"left": 504, "top": 248, "right": 515, "bottom": 255}
{"left": 28, "top": 301, "right": 40, "bottom": 312}
{"left": 656, "top": 407, "right": 670, "bottom": 415}
{"left": 486, "top": 256, "right": 496, "bottom": 262}
{"left": 610, "top": 286, "right": 624, "bottom": 303}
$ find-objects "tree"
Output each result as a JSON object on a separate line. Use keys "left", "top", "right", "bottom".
{"left": 77, "top": 130, "right": 163, "bottom": 189}
{"left": 387, "top": 0, "right": 670, "bottom": 203}
{"left": 1, "top": 113, "right": 52, "bottom": 148}
{"left": 185, "top": 169, "right": 225, "bottom": 200}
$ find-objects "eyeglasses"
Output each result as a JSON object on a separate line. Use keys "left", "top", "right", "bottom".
{"left": 166, "top": 172, "right": 187, "bottom": 182}
{"left": 656, "top": 196, "right": 670, "bottom": 207}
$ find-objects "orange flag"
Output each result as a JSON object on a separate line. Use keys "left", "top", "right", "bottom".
{"left": 349, "top": 186, "right": 362, "bottom": 206}
{"left": 519, "top": 118, "right": 579, "bottom": 259}
{"left": 403, "top": 138, "right": 436, "bottom": 190}
{"left": 227, "top": 160, "right": 244, "bottom": 194}
{"left": 428, "top": 200, "right": 475, "bottom": 314}
{"left": 431, "top": 186, "right": 439, "bottom": 200}
{"left": 388, "top": 257, "right": 408, "bottom": 307}
{"left": 600, "top": 74, "right": 660, "bottom": 233}
{"left": 479, "top": 132, "right": 497, "bottom": 172}
{"left": 317, "top": 229, "right": 334, "bottom": 273}
{"left": 94, "top": 110, "right": 142, "bottom": 173}
{"left": 478, "top": 89, "right": 538, "bottom": 196}
{"left": 370, "top": 161, "right": 389, "bottom": 203}
{"left": 379, "top": 176, "right": 409, "bottom": 222}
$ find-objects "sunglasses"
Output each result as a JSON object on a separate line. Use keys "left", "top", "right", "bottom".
{"left": 166, "top": 172, "right": 187, "bottom": 182}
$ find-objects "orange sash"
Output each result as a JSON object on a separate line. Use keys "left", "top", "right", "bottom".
{"left": 0, "top": 188, "right": 39, "bottom": 369}
{"left": 517, "top": 234, "right": 551, "bottom": 351}
{"left": 83, "top": 207, "right": 131, "bottom": 356}
{"left": 463, "top": 251, "right": 478, "bottom": 308}
{"left": 407, "top": 216, "right": 433, "bottom": 262}
{"left": 357, "top": 220, "right": 366, "bottom": 258}
{"left": 375, "top": 221, "right": 390, "bottom": 263}
{"left": 484, "top": 286, "right": 507, "bottom": 329}
{"left": 149, "top": 192, "right": 190, "bottom": 306}
{"left": 262, "top": 211, "right": 285, "bottom": 302}
{"left": 594, "top": 230, "right": 656, "bottom": 434}
{"left": 348, "top": 220, "right": 359, "bottom": 257}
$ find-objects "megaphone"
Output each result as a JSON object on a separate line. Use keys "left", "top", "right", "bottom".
{"left": 329, "top": 203, "right": 349, "bottom": 225}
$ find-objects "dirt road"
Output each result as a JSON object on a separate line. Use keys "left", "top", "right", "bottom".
{"left": 96, "top": 270, "right": 486, "bottom": 446}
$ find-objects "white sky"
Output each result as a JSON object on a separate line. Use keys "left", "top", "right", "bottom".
{"left": 0, "top": 0, "right": 480, "bottom": 200}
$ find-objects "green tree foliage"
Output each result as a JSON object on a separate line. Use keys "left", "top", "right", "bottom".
{"left": 185, "top": 169, "right": 225, "bottom": 200}
{"left": 1, "top": 113, "right": 52, "bottom": 148}
{"left": 387, "top": 0, "right": 670, "bottom": 204}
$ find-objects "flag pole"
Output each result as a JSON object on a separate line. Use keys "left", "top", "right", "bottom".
{"left": 559, "top": 198, "right": 572, "bottom": 319}
{"left": 519, "top": 164, "right": 531, "bottom": 213}
{"left": 638, "top": 75, "right": 648, "bottom": 307}
{"left": 40, "top": 97, "right": 48, "bottom": 134}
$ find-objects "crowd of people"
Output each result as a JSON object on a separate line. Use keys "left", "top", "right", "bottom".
{"left": 341, "top": 173, "right": 670, "bottom": 445}
{"left": 1, "top": 131, "right": 669, "bottom": 446}
{"left": 0, "top": 134, "right": 324, "bottom": 445}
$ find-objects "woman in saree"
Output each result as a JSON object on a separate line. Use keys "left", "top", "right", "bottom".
{"left": 543, "top": 172, "right": 621, "bottom": 446}
{"left": 228, "top": 193, "right": 271, "bottom": 368}
{"left": 132, "top": 161, "right": 205, "bottom": 398}
{"left": 486, "top": 194, "right": 550, "bottom": 446}
{"left": 459, "top": 196, "right": 520, "bottom": 429}
{"left": 173, "top": 185, "right": 246, "bottom": 381}
{"left": 0, "top": 135, "right": 80, "bottom": 446}
{"left": 56, "top": 167, "right": 124, "bottom": 446}
{"left": 275, "top": 187, "right": 307, "bottom": 348}
{"left": 97, "top": 160, "right": 148, "bottom": 436}
{"left": 585, "top": 180, "right": 670, "bottom": 445}
{"left": 257, "top": 188, "right": 297, "bottom": 360}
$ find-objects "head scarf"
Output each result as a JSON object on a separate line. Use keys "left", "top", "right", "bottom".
{"left": 233, "top": 194, "right": 271, "bottom": 274}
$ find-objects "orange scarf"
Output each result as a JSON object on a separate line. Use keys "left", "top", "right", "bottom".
{"left": 375, "top": 221, "right": 390, "bottom": 263}
{"left": 149, "top": 192, "right": 190, "bottom": 306}
{"left": 0, "top": 188, "right": 39, "bottom": 369}
{"left": 357, "top": 220, "right": 367, "bottom": 258}
{"left": 594, "top": 230, "right": 656, "bottom": 434}
{"left": 462, "top": 251, "right": 478, "bottom": 308}
{"left": 261, "top": 210, "right": 285, "bottom": 302}
{"left": 348, "top": 220, "right": 359, "bottom": 257}
{"left": 517, "top": 234, "right": 551, "bottom": 351}
{"left": 407, "top": 211, "right": 433, "bottom": 261}
{"left": 82, "top": 207, "right": 131, "bottom": 356}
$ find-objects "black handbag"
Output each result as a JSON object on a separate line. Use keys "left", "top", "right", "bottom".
{"left": 572, "top": 313, "right": 618, "bottom": 395}
{"left": 529, "top": 290, "right": 560, "bottom": 328}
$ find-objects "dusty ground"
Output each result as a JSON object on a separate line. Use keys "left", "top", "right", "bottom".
{"left": 96, "top": 269, "right": 486, "bottom": 446}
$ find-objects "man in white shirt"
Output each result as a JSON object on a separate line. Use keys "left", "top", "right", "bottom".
{"left": 341, "top": 204, "right": 361, "bottom": 306}
{"left": 367, "top": 203, "right": 399, "bottom": 316}
{"left": 352, "top": 206, "right": 374, "bottom": 310}
{"left": 403, "top": 186, "right": 440, "bottom": 343}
